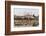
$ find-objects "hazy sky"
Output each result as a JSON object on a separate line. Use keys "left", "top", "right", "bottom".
{"left": 14, "top": 8, "right": 39, "bottom": 16}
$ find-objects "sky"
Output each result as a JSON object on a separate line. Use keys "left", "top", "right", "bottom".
{"left": 14, "top": 8, "right": 39, "bottom": 16}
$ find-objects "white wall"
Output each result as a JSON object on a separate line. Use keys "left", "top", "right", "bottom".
{"left": 0, "top": 0, "right": 46, "bottom": 36}
{"left": 0, "top": 0, "right": 5, "bottom": 36}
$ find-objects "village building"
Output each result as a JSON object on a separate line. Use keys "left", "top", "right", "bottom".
{"left": 14, "top": 13, "right": 39, "bottom": 26}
